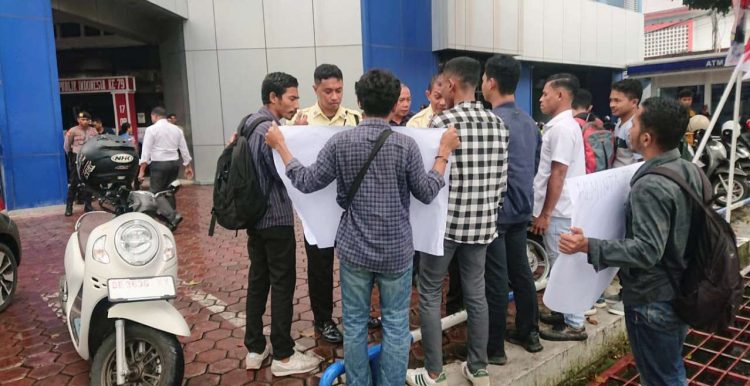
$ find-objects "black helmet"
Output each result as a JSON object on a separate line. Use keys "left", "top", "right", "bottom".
{"left": 77, "top": 134, "right": 138, "bottom": 190}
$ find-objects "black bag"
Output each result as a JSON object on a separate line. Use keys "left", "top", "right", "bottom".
{"left": 208, "top": 115, "right": 272, "bottom": 236}
{"left": 641, "top": 166, "right": 744, "bottom": 332}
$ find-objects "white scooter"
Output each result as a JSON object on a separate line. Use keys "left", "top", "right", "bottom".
{"left": 59, "top": 135, "right": 189, "bottom": 385}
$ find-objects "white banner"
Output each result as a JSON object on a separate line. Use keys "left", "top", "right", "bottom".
{"left": 272, "top": 125, "right": 450, "bottom": 256}
{"left": 543, "top": 162, "right": 643, "bottom": 314}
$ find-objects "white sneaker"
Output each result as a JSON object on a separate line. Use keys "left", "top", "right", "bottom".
{"left": 406, "top": 367, "right": 447, "bottom": 386}
{"left": 584, "top": 306, "right": 597, "bottom": 316}
{"left": 608, "top": 301, "right": 625, "bottom": 316}
{"left": 245, "top": 345, "right": 270, "bottom": 370}
{"left": 271, "top": 350, "right": 321, "bottom": 377}
{"left": 461, "top": 362, "right": 490, "bottom": 386}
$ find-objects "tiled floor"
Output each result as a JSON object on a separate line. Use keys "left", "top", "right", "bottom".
{"left": 0, "top": 185, "right": 469, "bottom": 385}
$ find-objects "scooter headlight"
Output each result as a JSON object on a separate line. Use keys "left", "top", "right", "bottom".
{"left": 115, "top": 220, "right": 159, "bottom": 266}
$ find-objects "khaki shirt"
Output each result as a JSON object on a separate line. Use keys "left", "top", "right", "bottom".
{"left": 64, "top": 125, "right": 98, "bottom": 154}
{"left": 290, "top": 103, "right": 361, "bottom": 127}
{"left": 406, "top": 106, "right": 434, "bottom": 128}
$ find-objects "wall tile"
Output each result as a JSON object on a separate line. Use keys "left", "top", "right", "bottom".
{"left": 312, "top": 0, "right": 361, "bottom": 46}
{"left": 185, "top": 50, "right": 224, "bottom": 146}
{"left": 562, "top": 0, "right": 582, "bottom": 64}
{"left": 542, "top": 0, "right": 564, "bottom": 62}
{"left": 266, "top": 47, "right": 317, "bottom": 107}
{"left": 217, "top": 49, "right": 268, "bottom": 140}
{"left": 214, "top": 0, "right": 266, "bottom": 49}
{"left": 183, "top": 0, "right": 216, "bottom": 51}
{"left": 494, "top": 0, "right": 520, "bottom": 54}
{"left": 464, "top": 0, "right": 493, "bottom": 51}
{"left": 263, "top": 0, "right": 314, "bottom": 48}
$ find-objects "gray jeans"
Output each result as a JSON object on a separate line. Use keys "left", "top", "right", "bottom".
{"left": 418, "top": 239, "right": 489, "bottom": 374}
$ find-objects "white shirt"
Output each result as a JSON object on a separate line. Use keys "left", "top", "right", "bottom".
{"left": 612, "top": 116, "right": 642, "bottom": 167}
{"left": 533, "top": 110, "right": 586, "bottom": 219}
{"left": 139, "top": 119, "right": 192, "bottom": 165}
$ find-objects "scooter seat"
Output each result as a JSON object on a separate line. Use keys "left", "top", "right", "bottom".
{"left": 77, "top": 211, "right": 115, "bottom": 258}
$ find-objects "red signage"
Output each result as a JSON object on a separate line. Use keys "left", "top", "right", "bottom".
{"left": 59, "top": 76, "right": 136, "bottom": 94}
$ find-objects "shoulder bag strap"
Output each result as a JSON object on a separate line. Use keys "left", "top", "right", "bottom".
{"left": 343, "top": 129, "right": 392, "bottom": 211}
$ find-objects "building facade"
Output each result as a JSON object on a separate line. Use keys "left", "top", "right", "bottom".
{"left": 0, "top": 0, "right": 643, "bottom": 209}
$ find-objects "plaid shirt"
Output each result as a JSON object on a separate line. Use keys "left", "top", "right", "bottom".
{"left": 285, "top": 118, "right": 445, "bottom": 273}
{"left": 431, "top": 101, "right": 509, "bottom": 244}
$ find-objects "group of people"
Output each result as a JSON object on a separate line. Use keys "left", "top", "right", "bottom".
{"left": 233, "top": 49, "right": 697, "bottom": 386}
{"left": 63, "top": 109, "right": 193, "bottom": 231}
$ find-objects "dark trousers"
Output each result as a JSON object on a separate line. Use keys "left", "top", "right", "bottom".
{"left": 148, "top": 160, "right": 180, "bottom": 221}
{"left": 304, "top": 238, "right": 335, "bottom": 324}
{"left": 485, "top": 222, "right": 539, "bottom": 356}
{"left": 445, "top": 257, "right": 464, "bottom": 315}
{"left": 65, "top": 154, "right": 90, "bottom": 206}
{"left": 245, "top": 226, "right": 296, "bottom": 360}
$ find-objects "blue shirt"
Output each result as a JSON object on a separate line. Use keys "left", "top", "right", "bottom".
{"left": 247, "top": 107, "right": 294, "bottom": 229}
{"left": 285, "top": 118, "right": 445, "bottom": 273}
{"left": 492, "top": 102, "right": 541, "bottom": 225}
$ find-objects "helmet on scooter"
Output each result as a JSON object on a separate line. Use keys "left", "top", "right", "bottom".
{"left": 77, "top": 134, "right": 138, "bottom": 191}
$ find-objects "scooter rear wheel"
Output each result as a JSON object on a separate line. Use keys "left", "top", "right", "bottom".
{"left": 90, "top": 323, "right": 184, "bottom": 386}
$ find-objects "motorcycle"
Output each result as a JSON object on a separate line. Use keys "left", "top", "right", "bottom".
{"left": 694, "top": 129, "right": 750, "bottom": 207}
{"left": 59, "top": 135, "right": 189, "bottom": 386}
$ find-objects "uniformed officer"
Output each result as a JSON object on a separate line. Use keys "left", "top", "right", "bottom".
{"left": 63, "top": 111, "right": 98, "bottom": 216}
{"left": 288, "top": 64, "right": 386, "bottom": 344}
{"left": 289, "top": 64, "right": 361, "bottom": 127}
{"left": 406, "top": 74, "right": 447, "bottom": 128}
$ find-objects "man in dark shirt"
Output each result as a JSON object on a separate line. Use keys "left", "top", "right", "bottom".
{"left": 242, "top": 72, "right": 322, "bottom": 376}
{"left": 389, "top": 83, "right": 415, "bottom": 126}
{"left": 480, "top": 54, "right": 543, "bottom": 364}
{"left": 560, "top": 97, "right": 696, "bottom": 385}
{"left": 265, "top": 69, "right": 459, "bottom": 386}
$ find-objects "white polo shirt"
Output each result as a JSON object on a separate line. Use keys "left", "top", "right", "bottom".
{"left": 532, "top": 109, "right": 586, "bottom": 219}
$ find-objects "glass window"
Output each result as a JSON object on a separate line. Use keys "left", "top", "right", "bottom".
{"left": 711, "top": 83, "right": 750, "bottom": 128}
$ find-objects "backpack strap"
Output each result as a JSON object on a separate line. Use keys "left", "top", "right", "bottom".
{"left": 343, "top": 129, "right": 392, "bottom": 211}
{"left": 637, "top": 164, "right": 712, "bottom": 295}
{"left": 239, "top": 115, "right": 273, "bottom": 139}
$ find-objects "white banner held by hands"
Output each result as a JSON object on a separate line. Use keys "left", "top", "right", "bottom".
{"left": 543, "top": 162, "right": 642, "bottom": 314}
{"left": 271, "top": 125, "right": 450, "bottom": 256}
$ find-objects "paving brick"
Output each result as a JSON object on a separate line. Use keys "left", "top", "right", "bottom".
{"left": 208, "top": 358, "right": 239, "bottom": 374}
{"left": 27, "top": 363, "right": 64, "bottom": 379}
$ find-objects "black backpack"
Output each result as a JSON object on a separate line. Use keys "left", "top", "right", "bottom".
{"left": 208, "top": 115, "right": 272, "bottom": 236}
{"left": 640, "top": 166, "right": 743, "bottom": 332}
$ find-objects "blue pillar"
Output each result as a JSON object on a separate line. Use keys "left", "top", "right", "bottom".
{"left": 516, "top": 63, "right": 534, "bottom": 116}
{"left": 0, "top": 0, "right": 67, "bottom": 209}
{"left": 360, "top": 0, "right": 436, "bottom": 108}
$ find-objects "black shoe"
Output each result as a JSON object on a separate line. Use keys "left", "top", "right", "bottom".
{"left": 539, "top": 324, "right": 588, "bottom": 341}
{"left": 314, "top": 320, "right": 343, "bottom": 343}
{"left": 487, "top": 351, "right": 507, "bottom": 365}
{"left": 65, "top": 204, "right": 73, "bottom": 217}
{"left": 540, "top": 312, "right": 565, "bottom": 326}
{"left": 506, "top": 329, "right": 543, "bottom": 353}
{"left": 169, "top": 214, "right": 183, "bottom": 231}
{"left": 367, "top": 316, "right": 381, "bottom": 329}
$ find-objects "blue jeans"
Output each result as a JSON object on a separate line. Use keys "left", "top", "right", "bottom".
{"left": 543, "top": 216, "right": 585, "bottom": 329}
{"left": 340, "top": 262, "right": 412, "bottom": 386}
{"left": 625, "top": 301, "right": 688, "bottom": 386}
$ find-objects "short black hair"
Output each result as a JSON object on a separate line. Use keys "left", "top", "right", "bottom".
{"left": 314, "top": 64, "right": 343, "bottom": 83}
{"left": 611, "top": 79, "right": 643, "bottom": 104}
{"left": 355, "top": 69, "right": 401, "bottom": 117}
{"left": 261, "top": 72, "right": 298, "bottom": 105}
{"left": 572, "top": 89, "right": 593, "bottom": 110}
{"left": 442, "top": 56, "right": 481, "bottom": 89}
{"left": 484, "top": 54, "right": 520, "bottom": 95}
{"left": 151, "top": 107, "right": 167, "bottom": 118}
{"left": 678, "top": 88, "right": 694, "bottom": 99}
{"left": 639, "top": 97, "right": 689, "bottom": 151}
{"left": 546, "top": 73, "right": 579, "bottom": 98}
{"left": 92, "top": 117, "right": 102, "bottom": 123}
{"left": 120, "top": 122, "right": 131, "bottom": 131}
{"left": 427, "top": 74, "right": 441, "bottom": 92}
{"left": 167, "top": 113, "right": 176, "bottom": 119}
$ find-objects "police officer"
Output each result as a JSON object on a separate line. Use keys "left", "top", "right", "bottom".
{"left": 63, "top": 111, "right": 98, "bottom": 216}
{"left": 288, "top": 64, "right": 385, "bottom": 343}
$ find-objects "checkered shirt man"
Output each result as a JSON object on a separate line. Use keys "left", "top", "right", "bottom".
{"left": 430, "top": 101, "right": 509, "bottom": 243}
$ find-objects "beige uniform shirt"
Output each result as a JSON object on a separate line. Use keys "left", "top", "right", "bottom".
{"left": 290, "top": 103, "right": 362, "bottom": 127}
{"left": 64, "top": 125, "right": 98, "bottom": 154}
{"left": 406, "top": 106, "right": 435, "bottom": 128}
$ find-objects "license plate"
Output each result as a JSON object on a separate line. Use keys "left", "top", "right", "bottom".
{"left": 108, "top": 276, "right": 176, "bottom": 302}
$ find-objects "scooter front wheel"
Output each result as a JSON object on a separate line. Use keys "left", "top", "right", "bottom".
{"left": 90, "top": 323, "right": 184, "bottom": 386}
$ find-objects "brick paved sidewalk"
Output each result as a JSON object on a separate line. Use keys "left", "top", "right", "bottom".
{"left": 0, "top": 185, "right": 471, "bottom": 385}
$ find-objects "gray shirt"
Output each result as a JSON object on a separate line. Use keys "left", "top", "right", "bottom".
{"left": 587, "top": 149, "right": 702, "bottom": 305}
